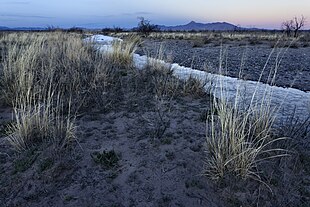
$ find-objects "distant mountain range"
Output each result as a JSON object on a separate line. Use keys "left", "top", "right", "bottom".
{"left": 0, "top": 26, "right": 10, "bottom": 30}
{"left": 0, "top": 21, "right": 263, "bottom": 31}
{"left": 0, "top": 26, "right": 45, "bottom": 31}
{"left": 158, "top": 21, "right": 258, "bottom": 31}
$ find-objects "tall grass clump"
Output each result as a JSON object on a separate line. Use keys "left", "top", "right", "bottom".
{"left": 105, "top": 35, "right": 141, "bottom": 67}
{"left": 204, "top": 47, "right": 287, "bottom": 182}
{"left": 0, "top": 32, "right": 112, "bottom": 151}
{"left": 205, "top": 95, "right": 279, "bottom": 180}
{"left": 6, "top": 89, "right": 76, "bottom": 152}
{"left": 1, "top": 33, "right": 98, "bottom": 106}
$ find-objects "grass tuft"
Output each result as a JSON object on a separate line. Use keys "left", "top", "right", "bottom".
{"left": 105, "top": 35, "right": 141, "bottom": 68}
{"left": 204, "top": 46, "right": 288, "bottom": 183}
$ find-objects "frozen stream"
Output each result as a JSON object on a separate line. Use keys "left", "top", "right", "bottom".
{"left": 87, "top": 35, "right": 310, "bottom": 125}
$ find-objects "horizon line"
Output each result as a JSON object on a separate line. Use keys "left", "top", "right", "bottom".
{"left": 1, "top": 20, "right": 309, "bottom": 30}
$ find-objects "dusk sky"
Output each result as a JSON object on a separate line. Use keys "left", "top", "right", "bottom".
{"left": 0, "top": 0, "right": 309, "bottom": 29}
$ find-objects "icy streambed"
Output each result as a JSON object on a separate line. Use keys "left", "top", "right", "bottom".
{"left": 87, "top": 35, "right": 310, "bottom": 124}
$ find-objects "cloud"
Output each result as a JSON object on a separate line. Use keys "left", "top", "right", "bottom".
{"left": 122, "top": 12, "right": 153, "bottom": 16}
{"left": 2, "top": 1, "right": 30, "bottom": 4}
{"left": 77, "top": 22, "right": 103, "bottom": 27}
{"left": 0, "top": 18, "right": 17, "bottom": 22}
{"left": 82, "top": 12, "right": 153, "bottom": 19}
{"left": 135, "top": 12, "right": 153, "bottom": 15}
{"left": 0, "top": 14, "right": 54, "bottom": 19}
{"left": 81, "top": 14, "right": 116, "bottom": 18}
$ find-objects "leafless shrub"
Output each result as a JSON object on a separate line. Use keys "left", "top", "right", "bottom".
{"left": 282, "top": 15, "right": 306, "bottom": 37}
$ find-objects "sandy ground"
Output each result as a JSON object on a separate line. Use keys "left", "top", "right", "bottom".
{"left": 0, "top": 36, "right": 309, "bottom": 207}
{"left": 0, "top": 83, "right": 224, "bottom": 206}
{"left": 1, "top": 70, "right": 309, "bottom": 207}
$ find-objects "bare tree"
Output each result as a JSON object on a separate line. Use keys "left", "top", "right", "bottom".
{"left": 137, "top": 17, "right": 158, "bottom": 37}
{"left": 282, "top": 15, "right": 306, "bottom": 37}
{"left": 292, "top": 15, "right": 306, "bottom": 37}
{"left": 282, "top": 20, "right": 293, "bottom": 37}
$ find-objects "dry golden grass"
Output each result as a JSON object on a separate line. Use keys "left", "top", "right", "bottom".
{"left": 0, "top": 32, "right": 143, "bottom": 151}
{"left": 205, "top": 96, "right": 280, "bottom": 180}
{"left": 0, "top": 31, "right": 290, "bottom": 183}
{"left": 6, "top": 90, "right": 76, "bottom": 151}
{"left": 204, "top": 48, "right": 288, "bottom": 183}
{"left": 105, "top": 35, "right": 141, "bottom": 67}
{"left": 2, "top": 32, "right": 94, "bottom": 105}
{"left": 0, "top": 32, "right": 102, "bottom": 150}
{"left": 145, "top": 45, "right": 211, "bottom": 99}
{"left": 112, "top": 31, "right": 310, "bottom": 48}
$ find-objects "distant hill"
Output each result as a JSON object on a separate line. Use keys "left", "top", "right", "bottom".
{"left": 0, "top": 26, "right": 10, "bottom": 30}
{"left": 158, "top": 21, "right": 256, "bottom": 31}
{"left": 0, "top": 26, "right": 45, "bottom": 31}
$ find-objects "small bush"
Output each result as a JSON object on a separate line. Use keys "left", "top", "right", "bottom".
{"left": 288, "top": 42, "right": 299, "bottom": 48}
{"left": 13, "top": 148, "right": 38, "bottom": 173}
{"left": 137, "top": 17, "right": 158, "bottom": 37}
{"left": 248, "top": 37, "right": 261, "bottom": 45}
{"left": 91, "top": 150, "right": 120, "bottom": 169}
{"left": 38, "top": 158, "right": 54, "bottom": 172}
{"left": 181, "top": 76, "right": 210, "bottom": 97}
{"left": 191, "top": 38, "right": 205, "bottom": 48}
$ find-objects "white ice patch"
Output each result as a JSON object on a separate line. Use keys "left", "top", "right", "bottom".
{"left": 171, "top": 63, "right": 310, "bottom": 124}
{"left": 84, "top": 35, "right": 123, "bottom": 52}
{"left": 98, "top": 45, "right": 113, "bottom": 53}
{"left": 84, "top": 35, "right": 122, "bottom": 44}
{"left": 133, "top": 54, "right": 148, "bottom": 69}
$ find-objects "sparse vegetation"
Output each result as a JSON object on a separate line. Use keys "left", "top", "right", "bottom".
{"left": 113, "top": 30, "right": 310, "bottom": 49}
{"left": 0, "top": 33, "right": 140, "bottom": 152}
{"left": 0, "top": 30, "right": 309, "bottom": 207}
{"left": 91, "top": 150, "right": 120, "bottom": 169}
{"left": 191, "top": 37, "right": 205, "bottom": 47}
{"left": 137, "top": 17, "right": 158, "bottom": 37}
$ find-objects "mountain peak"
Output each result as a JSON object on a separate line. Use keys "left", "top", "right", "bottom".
{"left": 158, "top": 21, "right": 247, "bottom": 31}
